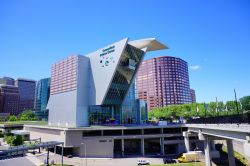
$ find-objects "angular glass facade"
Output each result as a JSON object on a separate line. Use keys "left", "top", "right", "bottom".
{"left": 89, "top": 81, "right": 148, "bottom": 125}
{"left": 121, "top": 81, "right": 137, "bottom": 124}
{"left": 103, "top": 44, "right": 144, "bottom": 105}
{"left": 89, "top": 44, "right": 145, "bottom": 125}
{"left": 35, "top": 78, "right": 50, "bottom": 120}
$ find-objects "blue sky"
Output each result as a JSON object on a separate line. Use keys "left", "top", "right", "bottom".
{"left": 0, "top": 0, "right": 249, "bottom": 102}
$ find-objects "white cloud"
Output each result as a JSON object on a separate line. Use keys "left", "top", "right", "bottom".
{"left": 189, "top": 65, "right": 201, "bottom": 70}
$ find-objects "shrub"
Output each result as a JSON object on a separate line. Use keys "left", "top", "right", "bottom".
{"left": 4, "top": 135, "right": 24, "bottom": 146}
{"left": 12, "top": 135, "right": 24, "bottom": 146}
{"left": 8, "top": 115, "right": 18, "bottom": 121}
{"left": 19, "top": 110, "right": 37, "bottom": 121}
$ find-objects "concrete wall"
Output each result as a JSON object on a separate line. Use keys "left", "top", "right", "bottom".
{"left": 76, "top": 56, "right": 91, "bottom": 127}
{"left": 216, "top": 140, "right": 250, "bottom": 161}
{"left": 25, "top": 126, "right": 65, "bottom": 143}
{"left": 81, "top": 138, "right": 114, "bottom": 158}
{"left": 47, "top": 90, "right": 77, "bottom": 127}
{"left": 65, "top": 130, "right": 82, "bottom": 147}
{"left": 65, "top": 130, "right": 114, "bottom": 157}
{"left": 88, "top": 38, "right": 128, "bottom": 105}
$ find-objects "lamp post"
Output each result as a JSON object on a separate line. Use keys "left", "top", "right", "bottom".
{"left": 81, "top": 143, "right": 87, "bottom": 166}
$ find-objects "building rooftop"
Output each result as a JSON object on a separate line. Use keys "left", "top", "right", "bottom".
{"left": 16, "top": 78, "right": 36, "bottom": 82}
{"left": 24, "top": 123, "right": 184, "bottom": 131}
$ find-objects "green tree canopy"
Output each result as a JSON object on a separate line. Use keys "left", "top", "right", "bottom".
{"left": 4, "top": 135, "right": 24, "bottom": 146}
{"left": 149, "top": 100, "right": 242, "bottom": 121}
{"left": 19, "top": 110, "right": 37, "bottom": 121}
{"left": 240, "top": 96, "right": 250, "bottom": 111}
{"left": 8, "top": 115, "right": 18, "bottom": 121}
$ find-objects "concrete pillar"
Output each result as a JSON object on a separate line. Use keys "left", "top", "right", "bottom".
{"left": 141, "top": 138, "right": 145, "bottom": 156}
{"left": 183, "top": 132, "right": 190, "bottom": 152}
{"left": 121, "top": 139, "right": 125, "bottom": 157}
{"left": 160, "top": 138, "right": 165, "bottom": 155}
{"left": 210, "top": 140, "right": 216, "bottom": 151}
{"left": 122, "top": 129, "right": 124, "bottom": 135}
{"left": 226, "top": 139, "right": 236, "bottom": 166}
{"left": 204, "top": 137, "right": 212, "bottom": 166}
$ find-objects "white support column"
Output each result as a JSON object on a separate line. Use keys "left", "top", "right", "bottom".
{"left": 160, "top": 137, "right": 165, "bottom": 155}
{"left": 121, "top": 139, "right": 125, "bottom": 157}
{"left": 226, "top": 139, "right": 236, "bottom": 166}
{"left": 183, "top": 131, "right": 190, "bottom": 152}
{"left": 141, "top": 138, "right": 145, "bottom": 156}
{"left": 204, "top": 136, "right": 212, "bottom": 166}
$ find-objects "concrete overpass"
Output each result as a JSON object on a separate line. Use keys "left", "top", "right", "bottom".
{"left": 184, "top": 123, "right": 250, "bottom": 166}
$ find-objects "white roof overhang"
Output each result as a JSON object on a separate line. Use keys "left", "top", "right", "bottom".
{"left": 128, "top": 38, "right": 168, "bottom": 52}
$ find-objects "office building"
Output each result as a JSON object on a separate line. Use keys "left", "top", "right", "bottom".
{"left": 15, "top": 78, "right": 36, "bottom": 112}
{"left": 0, "top": 84, "right": 20, "bottom": 115}
{"left": 35, "top": 78, "right": 50, "bottom": 120}
{"left": 136, "top": 56, "right": 192, "bottom": 111}
{"left": 47, "top": 38, "right": 167, "bottom": 127}
{"left": 0, "top": 77, "right": 15, "bottom": 86}
{"left": 190, "top": 89, "right": 196, "bottom": 103}
{"left": 23, "top": 38, "right": 204, "bottom": 158}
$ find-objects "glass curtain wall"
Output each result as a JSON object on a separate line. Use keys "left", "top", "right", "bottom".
{"left": 89, "top": 44, "right": 145, "bottom": 125}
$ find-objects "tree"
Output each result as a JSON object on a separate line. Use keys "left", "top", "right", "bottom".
{"left": 4, "top": 135, "right": 15, "bottom": 146}
{"left": 239, "top": 96, "right": 250, "bottom": 111}
{"left": 8, "top": 115, "right": 18, "bottom": 121}
{"left": 12, "top": 135, "right": 24, "bottom": 146}
{"left": 208, "top": 102, "right": 216, "bottom": 112}
{"left": 226, "top": 101, "right": 236, "bottom": 111}
{"left": 19, "top": 110, "right": 37, "bottom": 121}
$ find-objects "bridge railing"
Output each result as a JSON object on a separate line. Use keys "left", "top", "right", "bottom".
{"left": 186, "top": 112, "right": 250, "bottom": 124}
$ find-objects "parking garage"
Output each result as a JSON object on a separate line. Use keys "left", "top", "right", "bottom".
{"left": 25, "top": 125, "right": 196, "bottom": 158}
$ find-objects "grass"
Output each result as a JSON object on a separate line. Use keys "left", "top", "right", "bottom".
{"left": 0, "top": 121, "right": 48, "bottom": 125}
{"left": 151, "top": 162, "right": 205, "bottom": 166}
{"left": 222, "top": 147, "right": 249, "bottom": 166}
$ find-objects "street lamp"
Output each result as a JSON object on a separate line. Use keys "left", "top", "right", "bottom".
{"left": 81, "top": 143, "right": 87, "bottom": 166}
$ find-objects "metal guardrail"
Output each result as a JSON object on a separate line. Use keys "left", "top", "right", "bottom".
{"left": 186, "top": 112, "right": 250, "bottom": 124}
{"left": 0, "top": 141, "right": 63, "bottom": 159}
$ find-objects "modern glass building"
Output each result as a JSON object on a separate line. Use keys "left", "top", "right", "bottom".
{"left": 35, "top": 78, "right": 50, "bottom": 120}
{"left": 15, "top": 78, "right": 36, "bottom": 113}
{"left": 136, "top": 56, "right": 192, "bottom": 111}
{"left": 47, "top": 38, "right": 167, "bottom": 127}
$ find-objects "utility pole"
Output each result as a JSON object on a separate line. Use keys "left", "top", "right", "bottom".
{"left": 234, "top": 89, "right": 239, "bottom": 115}
{"left": 204, "top": 102, "right": 207, "bottom": 118}
{"left": 216, "top": 97, "right": 218, "bottom": 116}
{"left": 46, "top": 148, "right": 49, "bottom": 166}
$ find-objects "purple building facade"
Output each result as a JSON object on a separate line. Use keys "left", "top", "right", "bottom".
{"left": 136, "top": 56, "right": 192, "bottom": 111}
{"left": 0, "top": 84, "right": 20, "bottom": 115}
